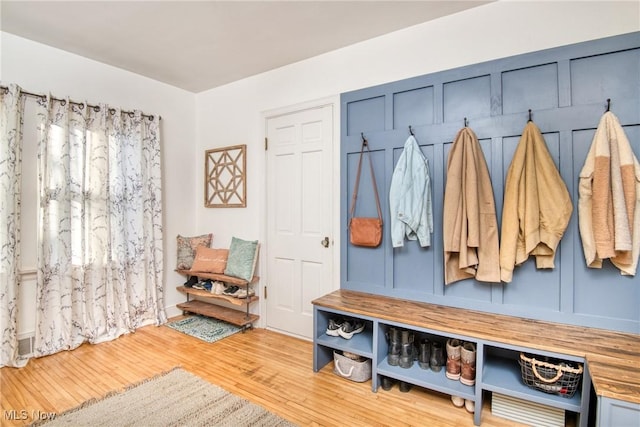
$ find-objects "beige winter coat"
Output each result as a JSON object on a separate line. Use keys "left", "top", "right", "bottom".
{"left": 579, "top": 111, "right": 640, "bottom": 276}
{"left": 500, "top": 122, "right": 573, "bottom": 283}
{"left": 443, "top": 127, "right": 500, "bottom": 285}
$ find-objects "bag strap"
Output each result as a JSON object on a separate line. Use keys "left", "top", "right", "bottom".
{"left": 349, "top": 137, "right": 382, "bottom": 221}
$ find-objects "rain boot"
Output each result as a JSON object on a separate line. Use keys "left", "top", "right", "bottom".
{"left": 418, "top": 339, "right": 430, "bottom": 370}
{"left": 399, "top": 330, "right": 414, "bottom": 369}
{"left": 430, "top": 341, "right": 445, "bottom": 372}
{"left": 387, "top": 327, "right": 401, "bottom": 366}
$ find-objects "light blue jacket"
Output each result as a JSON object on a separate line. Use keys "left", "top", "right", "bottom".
{"left": 389, "top": 136, "right": 433, "bottom": 248}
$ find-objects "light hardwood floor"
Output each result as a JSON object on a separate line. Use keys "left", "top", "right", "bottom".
{"left": 1, "top": 319, "right": 563, "bottom": 426}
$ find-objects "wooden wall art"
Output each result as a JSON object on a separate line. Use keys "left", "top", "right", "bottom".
{"left": 205, "top": 144, "right": 246, "bottom": 208}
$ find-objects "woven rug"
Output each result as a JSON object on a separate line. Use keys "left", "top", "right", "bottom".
{"left": 166, "top": 315, "right": 241, "bottom": 343}
{"left": 34, "top": 368, "right": 295, "bottom": 427}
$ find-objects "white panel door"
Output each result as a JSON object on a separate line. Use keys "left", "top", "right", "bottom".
{"left": 266, "top": 104, "right": 333, "bottom": 339}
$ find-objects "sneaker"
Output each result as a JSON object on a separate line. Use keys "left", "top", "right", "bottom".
{"left": 192, "top": 282, "right": 205, "bottom": 290}
{"left": 202, "top": 280, "right": 213, "bottom": 292}
{"left": 325, "top": 318, "right": 344, "bottom": 336}
{"left": 212, "top": 281, "right": 225, "bottom": 295}
{"left": 223, "top": 285, "right": 239, "bottom": 295}
{"left": 338, "top": 319, "right": 365, "bottom": 339}
{"left": 234, "top": 288, "right": 255, "bottom": 299}
{"left": 184, "top": 276, "right": 198, "bottom": 288}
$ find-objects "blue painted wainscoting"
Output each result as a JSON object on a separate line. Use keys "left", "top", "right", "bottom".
{"left": 340, "top": 32, "right": 640, "bottom": 334}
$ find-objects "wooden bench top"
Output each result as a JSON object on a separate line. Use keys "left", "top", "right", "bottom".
{"left": 312, "top": 289, "right": 640, "bottom": 404}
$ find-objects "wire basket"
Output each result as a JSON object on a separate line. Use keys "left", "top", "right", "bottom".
{"left": 519, "top": 353, "right": 583, "bottom": 398}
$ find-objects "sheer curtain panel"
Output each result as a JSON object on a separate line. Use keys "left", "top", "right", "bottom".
{"left": 0, "top": 84, "right": 27, "bottom": 368}
{"left": 34, "top": 97, "right": 165, "bottom": 357}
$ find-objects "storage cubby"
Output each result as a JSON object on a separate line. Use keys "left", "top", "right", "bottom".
{"left": 481, "top": 346, "right": 587, "bottom": 419}
{"left": 376, "top": 323, "right": 476, "bottom": 401}
{"left": 313, "top": 307, "right": 374, "bottom": 387}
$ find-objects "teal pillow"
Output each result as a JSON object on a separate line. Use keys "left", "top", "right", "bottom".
{"left": 224, "top": 237, "right": 259, "bottom": 281}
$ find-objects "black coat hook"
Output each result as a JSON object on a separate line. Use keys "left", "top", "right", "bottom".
{"left": 606, "top": 98, "right": 611, "bottom": 112}
{"left": 464, "top": 117, "right": 468, "bottom": 127}
{"left": 528, "top": 109, "right": 532, "bottom": 122}
{"left": 409, "top": 125, "right": 414, "bottom": 136}
{"left": 361, "top": 132, "right": 368, "bottom": 146}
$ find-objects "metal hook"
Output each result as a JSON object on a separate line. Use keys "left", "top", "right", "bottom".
{"left": 528, "top": 109, "right": 532, "bottom": 122}
{"left": 361, "top": 132, "right": 368, "bottom": 146}
{"left": 409, "top": 125, "right": 414, "bottom": 136}
{"left": 464, "top": 117, "right": 468, "bottom": 127}
{"left": 606, "top": 98, "right": 611, "bottom": 112}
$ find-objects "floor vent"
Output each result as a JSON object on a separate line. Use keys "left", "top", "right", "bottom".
{"left": 491, "top": 392, "right": 565, "bottom": 427}
{"left": 18, "top": 335, "right": 35, "bottom": 357}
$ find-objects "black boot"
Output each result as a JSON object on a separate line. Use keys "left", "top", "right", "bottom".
{"left": 430, "top": 341, "right": 445, "bottom": 372}
{"left": 399, "top": 330, "right": 414, "bottom": 369}
{"left": 418, "top": 339, "right": 430, "bottom": 370}
{"left": 399, "top": 381, "right": 412, "bottom": 393}
{"left": 380, "top": 376, "right": 395, "bottom": 391}
{"left": 387, "top": 327, "right": 401, "bottom": 366}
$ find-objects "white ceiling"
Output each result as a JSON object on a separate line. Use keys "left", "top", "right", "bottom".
{"left": 1, "top": 1, "right": 491, "bottom": 93}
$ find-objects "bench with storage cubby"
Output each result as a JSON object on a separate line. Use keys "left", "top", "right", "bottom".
{"left": 312, "top": 289, "right": 640, "bottom": 426}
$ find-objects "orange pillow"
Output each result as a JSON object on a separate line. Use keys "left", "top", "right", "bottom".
{"left": 190, "top": 247, "right": 229, "bottom": 274}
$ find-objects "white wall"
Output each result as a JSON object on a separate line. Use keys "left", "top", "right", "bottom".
{"left": 1, "top": 32, "right": 197, "bottom": 337}
{"left": 194, "top": 1, "right": 639, "bottom": 325}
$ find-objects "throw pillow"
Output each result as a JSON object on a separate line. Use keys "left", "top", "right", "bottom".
{"left": 191, "top": 247, "right": 229, "bottom": 274}
{"left": 224, "top": 237, "right": 259, "bottom": 281}
{"left": 176, "top": 234, "right": 213, "bottom": 270}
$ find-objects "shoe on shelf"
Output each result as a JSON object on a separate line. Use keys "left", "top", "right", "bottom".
{"left": 223, "top": 285, "right": 239, "bottom": 295}
{"left": 202, "top": 280, "right": 213, "bottom": 292}
{"left": 212, "top": 281, "right": 225, "bottom": 295}
{"left": 326, "top": 318, "right": 344, "bottom": 337}
{"left": 184, "top": 276, "right": 198, "bottom": 287}
{"left": 192, "top": 282, "right": 206, "bottom": 290}
{"left": 446, "top": 338, "right": 462, "bottom": 380}
{"left": 338, "top": 319, "right": 365, "bottom": 339}
{"left": 234, "top": 288, "right": 255, "bottom": 299}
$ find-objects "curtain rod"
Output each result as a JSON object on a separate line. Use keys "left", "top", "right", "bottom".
{"left": 0, "top": 85, "right": 161, "bottom": 121}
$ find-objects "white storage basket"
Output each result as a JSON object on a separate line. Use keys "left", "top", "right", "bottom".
{"left": 333, "top": 351, "right": 371, "bottom": 382}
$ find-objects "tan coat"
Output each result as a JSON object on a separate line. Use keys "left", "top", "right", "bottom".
{"left": 579, "top": 111, "right": 640, "bottom": 276}
{"left": 500, "top": 122, "right": 573, "bottom": 283}
{"left": 443, "top": 127, "right": 500, "bottom": 284}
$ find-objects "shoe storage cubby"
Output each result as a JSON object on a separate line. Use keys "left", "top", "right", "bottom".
{"left": 376, "top": 323, "right": 476, "bottom": 402}
{"left": 314, "top": 307, "right": 375, "bottom": 389}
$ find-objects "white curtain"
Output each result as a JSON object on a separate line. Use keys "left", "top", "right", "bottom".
{"left": 0, "top": 84, "right": 28, "bottom": 368}
{"left": 34, "top": 97, "right": 166, "bottom": 357}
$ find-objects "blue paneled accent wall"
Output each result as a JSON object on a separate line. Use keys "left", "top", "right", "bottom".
{"left": 340, "top": 32, "right": 640, "bottom": 334}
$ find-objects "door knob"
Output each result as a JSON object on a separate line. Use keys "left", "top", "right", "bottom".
{"left": 321, "top": 237, "right": 330, "bottom": 248}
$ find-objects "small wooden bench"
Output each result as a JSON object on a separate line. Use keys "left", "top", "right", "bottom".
{"left": 313, "top": 289, "right": 640, "bottom": 424}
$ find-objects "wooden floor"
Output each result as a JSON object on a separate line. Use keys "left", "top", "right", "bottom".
{"left": 1, "top": 319, "right": 566, "bottom": 427}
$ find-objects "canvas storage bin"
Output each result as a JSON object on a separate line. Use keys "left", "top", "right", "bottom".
{"left": 333, "top": 350, "right": 371, "bottom": 382}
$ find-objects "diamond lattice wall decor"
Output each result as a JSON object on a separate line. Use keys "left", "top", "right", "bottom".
{"left": 205, "top": 144, "right": 246, "bottom": 208}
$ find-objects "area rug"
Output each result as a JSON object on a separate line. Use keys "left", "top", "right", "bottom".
{"left": 166, "top": 315, "right": 241, "bottom": 343}
{"left": 34, "top": 367, "right": 296, "bottom": 427}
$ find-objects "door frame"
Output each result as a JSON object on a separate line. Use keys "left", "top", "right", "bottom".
{"left": 260, "top": 96, "right": 340, "bottom": 336}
